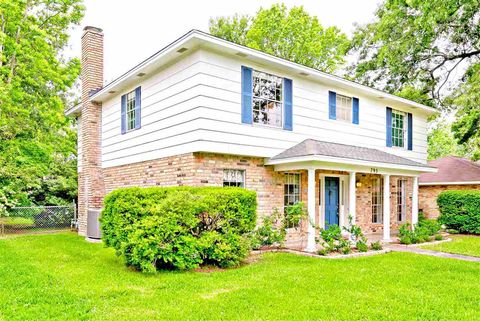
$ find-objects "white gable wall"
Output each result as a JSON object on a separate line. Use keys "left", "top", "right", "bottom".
{"left": 100, "top": 48, "right": 429, "bottom": 168}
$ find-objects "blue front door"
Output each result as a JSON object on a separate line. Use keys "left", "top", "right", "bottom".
{"left": 325, "top": 177, "right": 339, "bottom": 227}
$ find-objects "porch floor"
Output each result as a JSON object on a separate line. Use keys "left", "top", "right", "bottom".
{"left": 366, "top": 232, "right": 399, "bottom": 244}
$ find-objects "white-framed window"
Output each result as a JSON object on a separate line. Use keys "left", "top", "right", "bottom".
{"left": 284, "top": 173, "right": 301, "bottom": 208}
{"left": 372, "top": 177, "right": 383, "bottom": 223}
{"left": 126, "top": 89, "right": 137, "bottom": 131}
{"left": 396, "top": 179, "right": 407, "bottom": 222}
{"left": 284, "top": 173, "right": 301, "bottom": 228}
{"left": 336, "top": 94, "right": 352, "bottom": 122}
{"left": 223, "top": 169, "right": 245, "bottom": 187}
{"left": 392, "top": 109, "right": 407, "bottom": 148}
{"left": 252, "top": 70, "right": 283, "bottom": 127}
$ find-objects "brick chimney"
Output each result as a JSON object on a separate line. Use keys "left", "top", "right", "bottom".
{"left": 78, "top": 26, "right": 105, "bottom": 236}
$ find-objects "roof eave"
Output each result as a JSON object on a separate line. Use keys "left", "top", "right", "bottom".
{"left": 65, "top": 103, "right": 82, "bottom": 116}
{"left": 88, "top": 30, "right": 438, "bottom": 114}
{"left": 266, "top": 155, "right": 437, "bottom": 173}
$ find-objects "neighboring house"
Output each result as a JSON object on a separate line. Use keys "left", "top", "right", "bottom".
{"left": 419, "top": 156, "right": 480, "bottom": 219}
{"left": 67, "top": 26, "right": 437, "bottom": 251}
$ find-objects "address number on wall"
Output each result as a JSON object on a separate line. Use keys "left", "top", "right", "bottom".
{"left": 370, "top": 168, "right": 379, "bottom": 173}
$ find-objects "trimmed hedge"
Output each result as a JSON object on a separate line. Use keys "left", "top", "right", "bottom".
{"left": 437, "top": 190, "right": 480, "bottom": 234}
{"left": 101, "top": 186, "right": 257, "bottom": 272}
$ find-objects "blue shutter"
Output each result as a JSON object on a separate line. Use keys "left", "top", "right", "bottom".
{"left": 135, "top": 86, "right": 141, "bottom": 130}
{"left": 241, "top": 66, "right": 253, "bottom": 124}
{"left": 407, "top": 112, "right": 413, "bottom": 150}
{"left": 283, "top": 78, "right": 293, "bottom": 131}
{"left": 386, "top": 107, "right": 392, "bottom": 147}
{"left": 121, "top": 94, "right": 126, "bottom": 134}
{"left": 352, "top": 97, "right": 359, "bottom": 124}
{"left": 328, "top": 91, "right": 336, "bottom": 120}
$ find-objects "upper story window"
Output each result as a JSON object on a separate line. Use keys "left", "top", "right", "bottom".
{"left": 252, "top": 70, "right": 283, "bottom": 127}
{"left": 121, "top": 86, "right": 141, "bottom": 134}
{"left": 223, "top": 169, "right": 245, "bottom": 187}
{"left": 126, "top": 90, "right": 137, "bottom": 131}
{"left": 328, "top": 91, "right": 359, "bottom": 124}
{"left": 391, "top": 109, "right": 406, "bottom": 148}
{"left": 336, "top": 94, "right": 352, "bottom": 122}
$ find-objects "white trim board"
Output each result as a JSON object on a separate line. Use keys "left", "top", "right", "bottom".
{"left": 419, "top": 181, "right": 480, "bottom": 186}
{"left": 266, "top": 155, "right": 436, "bottom": 174}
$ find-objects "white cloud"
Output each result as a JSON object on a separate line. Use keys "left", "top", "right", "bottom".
{"left": 67, "top": 0, "right": 381, "bottom": 83}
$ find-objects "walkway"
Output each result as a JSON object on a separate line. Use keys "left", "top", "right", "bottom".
{"left": 388, "top": 244, "right": 480, "bottom": 263}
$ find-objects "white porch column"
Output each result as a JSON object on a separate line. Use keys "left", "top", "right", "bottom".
{"left": 383, "top": 174, "right": 391, "bottom": 242}
{"left": 305, "top": 168, "right": 316, "bottom": 252}
{"left": 412, "top": 176, "right": 419, "bottom": 229}
{"left": 349, "top": 172, "right": 356, "bottom": 226}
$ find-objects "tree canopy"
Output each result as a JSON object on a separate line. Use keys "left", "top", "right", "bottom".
{"left": 0, "top": 0, "right": 84, "bottom": 212}
{"left": 349, "top": 0, "right": 480, "bottom": 159}
{"left": 209, "top": 4, "right": 350, "bottom": 73}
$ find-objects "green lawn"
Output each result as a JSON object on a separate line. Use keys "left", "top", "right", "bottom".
{"left": 1, "top": 233, "right": 480, "bottom": 320}
{"left": 421, "top": 235, "right": 480, "bottom": 257}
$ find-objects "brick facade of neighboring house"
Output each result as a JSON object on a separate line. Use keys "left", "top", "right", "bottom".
{"left": 419, "top": 157, "right": 480, "bottom": 219}
{"left": 419, "top": 184, "right": 480, "bottom": 219}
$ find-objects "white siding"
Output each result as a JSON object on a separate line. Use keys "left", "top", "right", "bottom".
{"left": 100, "top": 49, "right": 430, "bottom": 168}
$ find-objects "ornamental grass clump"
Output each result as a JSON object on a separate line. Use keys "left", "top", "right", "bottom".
{"left": 101, "top": 186, "right": 257, "bottom": 272}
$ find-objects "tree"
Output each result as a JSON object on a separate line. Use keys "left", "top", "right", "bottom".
{"left": 209, "top": 4, "right": 350, "bottom": 73}
{"left": 0, "top": 0, "right": 84, "bottom": 212}
{"left": 427, "top": 123, "right": 465, "bottom": 160}
{"left": 349, "top": 0, "right": 480, "bottom": 158}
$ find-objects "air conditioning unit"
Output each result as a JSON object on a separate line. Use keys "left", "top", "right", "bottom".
{"left": 87, "top": 208, "right": 102, "bottom": 240}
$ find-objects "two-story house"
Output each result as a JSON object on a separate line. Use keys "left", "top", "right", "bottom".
{"left": 67, "top": 26, "right": 437, "bottom": 251}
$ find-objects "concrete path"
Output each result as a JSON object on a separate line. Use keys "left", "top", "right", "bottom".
{"left": 388, "top": 244, "right": 480, "bottom": 262}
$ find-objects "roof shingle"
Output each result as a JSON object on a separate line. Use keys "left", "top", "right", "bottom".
{"left": 419, "top": 156, "right": 480, "bottom": 184}
{"left": 270, "top": 139, "right": 431, "bottom": 168}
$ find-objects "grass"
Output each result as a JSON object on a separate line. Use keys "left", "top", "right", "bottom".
{"left": 421, "top": 235, "right": 480, "bottom": 257}
{"left": 0, "top": 233, "right": 480, "bottom": 320}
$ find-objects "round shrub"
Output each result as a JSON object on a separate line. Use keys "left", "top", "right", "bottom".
{"left": 437, "top": 190, "right": 480, "bottom": 234}
{"left": 101, "top": 186, "right": 257, "bottom": 272}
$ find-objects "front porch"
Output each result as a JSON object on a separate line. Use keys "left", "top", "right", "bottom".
{"left": 266, "top": 139, "right": 436, "bottom": 252}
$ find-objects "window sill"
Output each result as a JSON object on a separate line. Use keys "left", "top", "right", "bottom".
{"left": 328, "top": 118, "right": 357, "bottom": 126}
{"left": 249, "top": 123, "right": 287, "bottom": 131}
{"left": 124, "top": 127, "right": 140, "bottom": 134}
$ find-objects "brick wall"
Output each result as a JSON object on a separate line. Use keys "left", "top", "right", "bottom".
{"left": 419, "top": 184, "right": 480, "bottom": 219}
{"left": 102, "top": 152, "right": 286, "bottom": 218}
{"left": 83, "top": 147, "right": 417, "bottom": 245}
{"left": 78, "top": 26, "right": 105, "bottom": 235}
{"left": 355, "top": 174, "right": 413, "bottom": 234}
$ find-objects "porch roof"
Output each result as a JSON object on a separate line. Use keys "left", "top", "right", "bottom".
{"left": 267, "top": 139, "right": 436, "bottom": 173}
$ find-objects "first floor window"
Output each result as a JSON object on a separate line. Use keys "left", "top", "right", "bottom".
{"left": 372, "top": 177, "right": 383, "bottom": 223}
{"left": 392, "top": 109, "right": 406, "bottom": 148}
{"left": 396, "top": 179, "right": 407, "bottom": 222}
{"left": 223, "top": 169, "right": 245, "bottom": 187}
{"left": 284, "top": 173, "right": 301, "bottom": 228}
{"left": 252, "top": 69, "right": 283, "bottom": 127}
{"left": 336, "top": 94, "right": 353, "bottom": 122}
